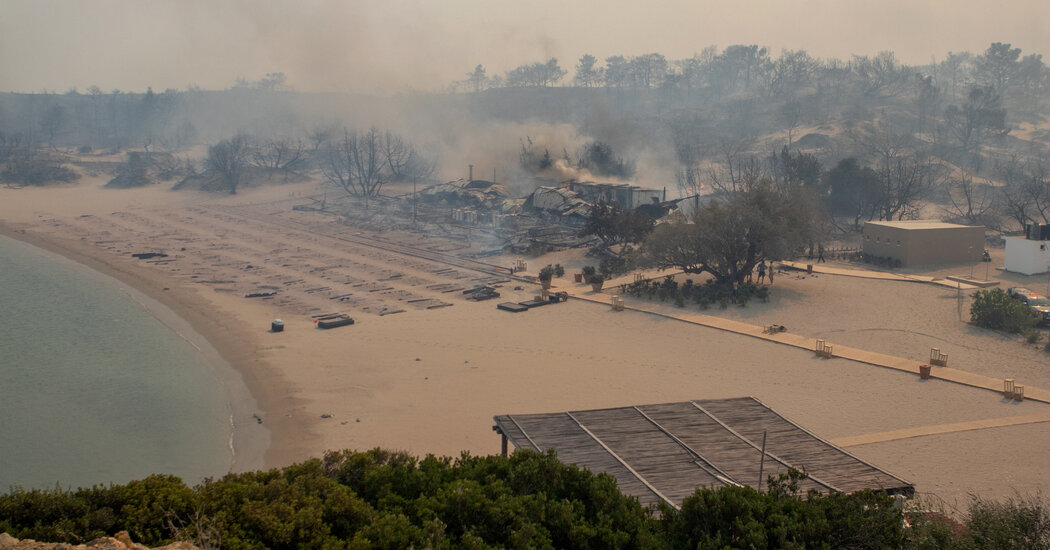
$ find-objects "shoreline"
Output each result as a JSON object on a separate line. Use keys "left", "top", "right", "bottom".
{"left": 0, "top": 224, "right": 315, "bottom": 474}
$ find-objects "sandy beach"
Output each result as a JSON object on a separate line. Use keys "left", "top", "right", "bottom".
{"left": 2, "top": 176, "right": 1048, "bottom": 511}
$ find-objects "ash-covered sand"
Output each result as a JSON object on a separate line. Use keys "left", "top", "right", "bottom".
{"left": 2, "top": 177, "right": 1047, "bottom": 510}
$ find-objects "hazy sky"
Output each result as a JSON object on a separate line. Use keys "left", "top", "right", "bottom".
{"left": 2, "top": 0, "right": 1047, "bottom": 94}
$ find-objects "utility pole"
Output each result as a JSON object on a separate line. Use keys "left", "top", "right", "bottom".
{"left": 413, "top": 176, "right": 418, "bottom": 226}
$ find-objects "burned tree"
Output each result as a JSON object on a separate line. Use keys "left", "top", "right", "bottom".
{"left": 252, "top": 136, "right": 306, "bottom": 180}
{"left": 856, "top": 123, "right": 939, "bottom": 221}
{"left": 383, "top": 132, "right": 436, "bottom": 181}
{"left": 944, "top": 171, "right": 996, "bottom": 226}
{"left": 944, "top": 86, "right": 1007, "bottom": 155}
{"left": 323, "top": 127, "right": 385, "bottom": 202}
{"left": 204, "top": 134, "right": 251, "bottom": 194}
{"left": 998, "top": 154, "right": 1050, "bottom": 230}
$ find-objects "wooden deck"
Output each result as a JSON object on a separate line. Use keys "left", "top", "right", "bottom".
{"left": 494, "top": 397, "right": 914, "bottom": 509}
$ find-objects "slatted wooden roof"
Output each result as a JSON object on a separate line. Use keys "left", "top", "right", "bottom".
{"left": 494, "top": 397, "right": 913, "bottom": 509}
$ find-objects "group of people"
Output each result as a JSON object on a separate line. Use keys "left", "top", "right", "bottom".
{"left": 746, "top": 260, "right": 775, "bottom": 284}
{"left": 747, "top": 243, "right": 831, "bottom": 284}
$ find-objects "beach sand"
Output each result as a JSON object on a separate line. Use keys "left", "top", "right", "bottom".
{"left": 2, "top": 176, "right": 1048, "bottom": 511}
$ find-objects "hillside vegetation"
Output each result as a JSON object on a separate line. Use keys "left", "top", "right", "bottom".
{"left": 2, "top": 449, "right": 1047, "bottom": 549}
{"left": 1, "top": 42, "right": 1047, "bottom": 233}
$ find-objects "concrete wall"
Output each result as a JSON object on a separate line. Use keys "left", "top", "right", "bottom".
{"left": 1004, "top": 236, "right": 1050, "bottom": 275}
{"left": 862, "top": 221, "right": 985, "bottom": 267}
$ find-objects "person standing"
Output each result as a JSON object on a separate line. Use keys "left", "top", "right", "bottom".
{"left": 757, "top": 260, "right": 767, "bottom": 283}
{"left": 768, "top": 262, "right": 775, "bottom": 284}
{"left": 818, "top": 244, "right": 826, "bottom": 263}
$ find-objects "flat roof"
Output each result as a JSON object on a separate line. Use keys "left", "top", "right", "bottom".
{"left": 864, "top": 220, "right": 981, "bottom": 230}
{"left": 494, "top": 397, "right": 913, "bottom": 509}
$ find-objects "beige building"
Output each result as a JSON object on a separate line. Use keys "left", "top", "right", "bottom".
{"left": 862, "top": 220, "right": 985, "bottom": 267}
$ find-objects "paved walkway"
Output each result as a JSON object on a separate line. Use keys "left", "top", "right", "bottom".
{"left": 776, "top": 260, "right": 996, "bottom": 290}
{"left": 828, "top": 412, "right": 1050, "bottom": 447}
{"left": 549, "top": 281, "right": 1050, "bottom": 407}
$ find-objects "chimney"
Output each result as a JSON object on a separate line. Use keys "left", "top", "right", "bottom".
{"left": 469, "top": 164, "right": 474, "bottom": 182}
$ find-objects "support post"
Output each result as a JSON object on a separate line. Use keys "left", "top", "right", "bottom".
{"left": 501, "top": 434, "right": 508, "bottom": 458}
{"left": 757, "top": 430, "right": 767, "bottom": 492}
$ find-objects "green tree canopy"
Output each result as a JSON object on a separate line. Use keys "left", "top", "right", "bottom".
{"left": 580, "top": 202, "right": 655, "bottom": 257}
{"left": 825, "top": 157, "right": 881, "bottom": 229}
{"left": 640, "top": 179, "right": 817, "bottom": 284}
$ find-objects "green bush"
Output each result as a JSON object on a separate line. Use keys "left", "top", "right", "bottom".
{"left": 962, "top": 494, "right": 1050, "bottom": 549}
{"left": 970, "top": 289, "right": 1040, "bottom": 334}
{"left": 658, "top": 469, "right": 903, "bottom": 549}
{"left": 622, "top": 277, "right": 769, "bottom": 309}
{"left": 905, "top": 493, "right": 1050, "bottom": 550}
{"left": 4, "top": 450, "right": 1048, "bottom": 549}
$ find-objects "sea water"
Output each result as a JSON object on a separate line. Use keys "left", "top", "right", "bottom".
{"left": 0, "top": 236, "right": 232, "bottom": 491}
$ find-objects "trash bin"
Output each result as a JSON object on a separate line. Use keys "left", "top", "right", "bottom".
{"left": 271, "top": 319, "right": 284, "bottom": 332}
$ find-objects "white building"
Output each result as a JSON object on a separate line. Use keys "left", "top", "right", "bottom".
{"left": 1003, "top": 236, "right": 1050, "bottom": 275}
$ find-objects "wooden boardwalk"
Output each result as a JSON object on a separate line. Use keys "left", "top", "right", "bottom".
{"left": 829, "top": 412, "right": 1050, "bottom": 447}
{"left": 560, "top": 286, "right": 1050, "bottom": 406}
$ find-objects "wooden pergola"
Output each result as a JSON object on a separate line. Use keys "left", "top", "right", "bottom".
{"left": 493, "top": 397, "right": 913, "bottom": 509}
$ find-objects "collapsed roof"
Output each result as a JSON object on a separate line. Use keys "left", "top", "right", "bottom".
{"left": 419, "top": 179, "right": 511, "bottom": 210}
{"left": 524, "top": 186, "right": 591, "bottom": 219}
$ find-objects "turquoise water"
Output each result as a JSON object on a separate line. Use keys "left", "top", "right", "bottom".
{"left": 0, "top": 236, "right": 232, "bottom": 491}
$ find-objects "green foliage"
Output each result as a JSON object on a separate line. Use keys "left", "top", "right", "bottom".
{"left": 622, "top": 276, "right": 768, "bottom": 309}
{"left": 639, "top": 179, "right": 815, "bottom": 284}
{"left": 904, "top": 493, "right": 1050, "bottom": 550}
{"left": 0, "top": 450, "right": 656, "bottom": 549}
{"left": 659, "top": 469, "right": 903, "bottom": 549}
{"left": 581, "top": 202, "right": 655, "bottom": 257}
{"left": 970, "top": 289, "right": 1040, "bottom": 334}
{"left": 576, "top": 141, "right": 636, "bottom": 179}
{"left": 825, "top": 157, "right": 881, "bottom": 228}
{"left": 962, "top": 494, "right": 1050, "bottom": 550}
{"left": 6, "top": 449, "right": 1044, "bottom": 549}
{"left": 0, "top": 474, "right": 196, "bottom": 545}
{"left": 599, "top": 256, "right": 628, "bottom": 279}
